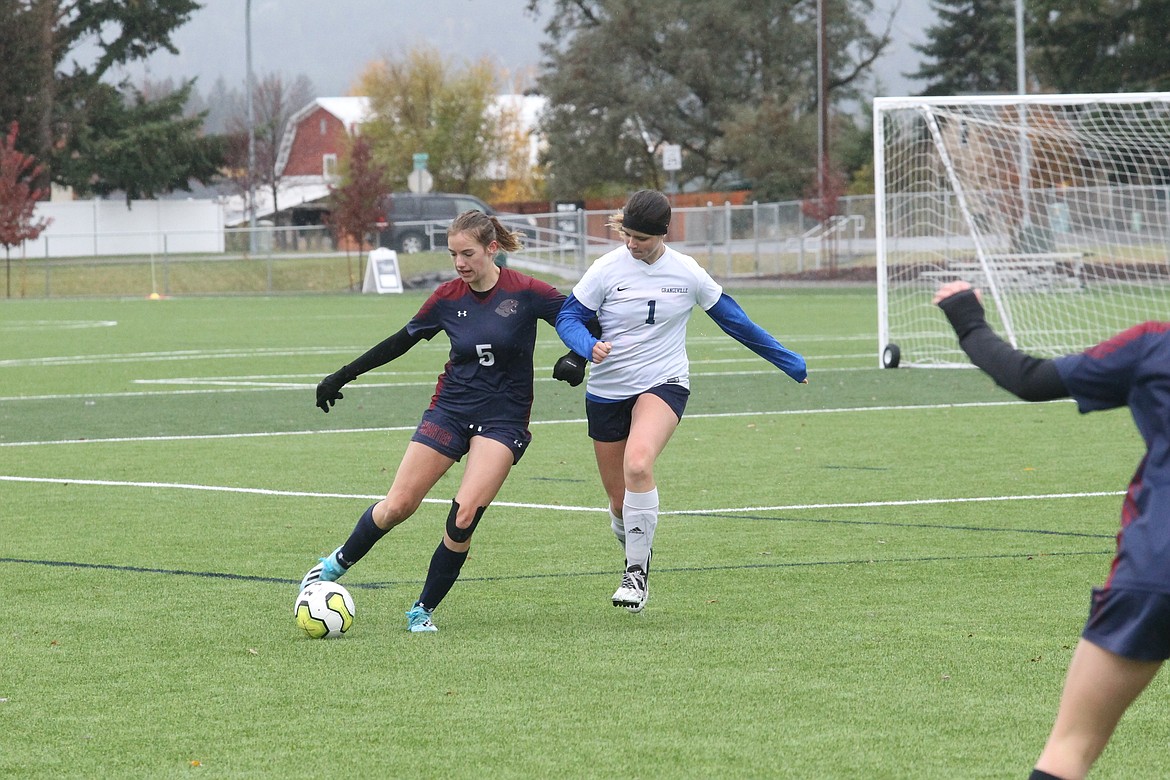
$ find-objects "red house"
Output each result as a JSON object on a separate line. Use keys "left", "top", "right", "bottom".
{"left": 223, "top": 97, "right": 371, "bottom": 226}
{"left": 275, "top": 96, "right": 371, "bottom": 180}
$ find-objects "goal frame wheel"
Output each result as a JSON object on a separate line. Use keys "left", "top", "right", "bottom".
{"left": 882, "top": 343, "right": 901, "bottom": 369}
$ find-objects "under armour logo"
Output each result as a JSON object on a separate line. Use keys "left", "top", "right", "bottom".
{"left": 457, "top": 310, "right": 468, "bottom": 317}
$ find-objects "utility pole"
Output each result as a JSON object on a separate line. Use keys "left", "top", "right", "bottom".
{"left": 816, "top": 0, "right": 836, "bottom": 274}
{"left": 1016, "top": 0, "right": 1031, "bottom": 234}
{"left": 1015, "top": 0, "right": 1026, "bottom": 94}
{"left": 246, "top": 0, "right": 257, "bottom": 251}
{"left": 816, "top": 0, "right": 828, "bottom": 206}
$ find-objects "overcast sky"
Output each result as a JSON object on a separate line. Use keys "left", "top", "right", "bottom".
{"left": 113, "top": 0, "right": 935, "bottom": 99}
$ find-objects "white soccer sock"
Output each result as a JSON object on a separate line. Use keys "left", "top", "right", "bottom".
{"left": 622, "top": 488, "right": 658, "bottom": 573}
{"left": 609, "top": 507, "right": 626, "bottom": 548}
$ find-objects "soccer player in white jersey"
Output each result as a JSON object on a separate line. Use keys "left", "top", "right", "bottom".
{"left": 555, "top": 190, "right": 807, "bottom": 613}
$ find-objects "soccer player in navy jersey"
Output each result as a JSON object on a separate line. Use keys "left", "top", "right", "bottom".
{"left": 555, "top": 190, "right": 807, "bottom": 613}
{"left": 299, "top": 210, "right": 568, "bottom": 633}
{"left": 935, "top": 280, "right": 1170, "bottom": 780}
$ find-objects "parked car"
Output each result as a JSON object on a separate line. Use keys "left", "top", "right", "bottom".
{"left": 378, "top": 192, "right": 534, "bottom": 254}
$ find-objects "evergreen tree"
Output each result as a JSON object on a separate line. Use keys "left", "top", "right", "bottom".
{"left": 1030, "top": 0, "right": 1170, "bottom": 93}
{"left": 910, "top": 0, "right": 1170, "bottom": 96}
{"left": 0, "top": 0, "right": 217, "bottom": 197}
{"left": 56, "top": 82, "right": 223, "bottom": 205}
{"left": 908, "top": 0, "right": 1019, "bottom": 96}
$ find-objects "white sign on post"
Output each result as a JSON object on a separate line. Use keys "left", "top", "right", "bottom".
{"left": 362, "top": 247, "right": 404, "bottom": 294}
{"left": 407, "top": 168, "right": 433, "bottom": 194}
{"left": 662, "top": 144, "right": 682, "bottom": 171}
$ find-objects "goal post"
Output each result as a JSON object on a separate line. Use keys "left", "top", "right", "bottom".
{"left": 874, "top": 92, "right": 1170, "bottom": 367}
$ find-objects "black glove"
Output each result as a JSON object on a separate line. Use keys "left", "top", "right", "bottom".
{"left": 316, "top": 368, "right": 352, "bottom": 413}
{"left": 552, "top": 351, "right": 587, "bottom": 387}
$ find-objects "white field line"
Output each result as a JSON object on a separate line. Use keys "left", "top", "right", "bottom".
{"left": 0, "top": 332, "right": 874, "bottom": 369}
{"left": 0, "top": 368, "right": 892, "bottom": 401}
{"left": 0, "top": 356, "right": 940, "bottom": 402}
{"left": 0, "top": 399, "right": 1066, "bottom": 448}
{"left": 0, "top": 346, "right": 380, "bottom": 368}
{"left": 670, "top": 491, "right": 1125, "bottom": 515}
{"left": 0, "top": 320, "right": 118, "bottom": 331}
{"left": 0, "top": 474, "right": 1124, "bottom": 515}
{"left": 0, "top": 424, "right": 423, "bottom": 447}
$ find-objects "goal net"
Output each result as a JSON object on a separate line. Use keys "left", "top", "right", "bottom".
{"left": 875, "top": 93, "right": 1170, "bottom": 367}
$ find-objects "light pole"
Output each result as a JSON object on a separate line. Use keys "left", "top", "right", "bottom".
{"left": 816, "top": 0, "right": 836, "bottom": 273}
{"left": 1015, "top": 0, "right": 1031, "bottom": 233}
{"left": 816, "top": 0, "right": 827, "bottom": 205}
{"left": 1015, "top": 0, "right": 1026, "bottom": 94}
{"left": 246, "top": 0, "right": 257, "bottom": 251}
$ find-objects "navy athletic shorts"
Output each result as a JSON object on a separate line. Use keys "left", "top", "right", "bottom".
{"left": 586, "top": 383, "right": 690, "bottom": 442}
{"left": 1081, "top": 586, "right": 1170, "bottom": 661}
{"left": 411, "top": 407, "right": 532, "bottom": 465}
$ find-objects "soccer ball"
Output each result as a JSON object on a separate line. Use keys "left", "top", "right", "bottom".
{"left": 294, "top": 581, "right": 355, "bottom": 639}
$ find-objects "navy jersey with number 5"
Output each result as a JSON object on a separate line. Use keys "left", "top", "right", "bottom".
{"left": 405, "top": 267, "right": 566, "bottom": 425}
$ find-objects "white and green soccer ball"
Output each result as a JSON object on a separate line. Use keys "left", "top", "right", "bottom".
{"left": 294, "top": 581, "right": 355, "bottom": 639}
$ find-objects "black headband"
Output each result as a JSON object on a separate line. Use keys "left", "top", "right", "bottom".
{"left": 622, "top": 211, "right": 669, "bottom": 236}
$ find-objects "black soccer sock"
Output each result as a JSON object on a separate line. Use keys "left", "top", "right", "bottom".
{"left": 337, "top": 504, "right": 388, "bottom": 569}
{"left": 1028, "top": 769, "right": 1066, "bottom": 780}
{"left": 416, "top": 540, "right": 469, "bottom": 612}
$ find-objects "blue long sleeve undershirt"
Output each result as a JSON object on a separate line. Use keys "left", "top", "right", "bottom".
{"left": 555, "top": 295, "right": 600, "bottom": 358}
{"left": 706, "top": 293, "right": 807, "bottom": 382}
{"left": 556, "top": 293, "right": 806, "bottom": 383}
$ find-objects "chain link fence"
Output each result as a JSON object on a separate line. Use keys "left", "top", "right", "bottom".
{"left": 4, "top": 197, "right": 887, "bottom": 298}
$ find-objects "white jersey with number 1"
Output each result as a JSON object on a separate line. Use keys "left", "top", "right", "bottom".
{"left": 571, "top": 243, "right": 723, "bottom": 400}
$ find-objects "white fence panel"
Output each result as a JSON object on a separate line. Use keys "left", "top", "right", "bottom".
{"left": 23, "top": 199, "right": 225, "bottom": 258}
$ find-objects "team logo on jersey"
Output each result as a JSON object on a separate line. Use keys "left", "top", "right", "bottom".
{"left": 495, "top": 299, "right": 520, "bottom": 317}
{"left": 660, "top": 286, "right": 689, "bottom": 293}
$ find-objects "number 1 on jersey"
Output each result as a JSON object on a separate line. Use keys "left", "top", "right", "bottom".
{"left": 645, "top": 300, "right": 656, "bottom": 324}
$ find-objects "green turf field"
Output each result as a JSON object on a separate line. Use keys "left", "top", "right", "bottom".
{"left": 1, "top": 288, "right": 1162, "bottom": 778}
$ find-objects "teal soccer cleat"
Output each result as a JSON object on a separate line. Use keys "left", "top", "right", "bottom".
{"left": 405, "top": 603, "right": 438, "bottom": 633}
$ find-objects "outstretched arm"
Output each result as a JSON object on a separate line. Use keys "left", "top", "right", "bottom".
{"left": 705, "top": 293, "right": 807, "bottom": 383}
{"left": 555, "top": 295, "right": 611, "bottom": 364}
{"left": 934, "top": 281, "right": 1068, "bottom": 402}
{"left": 316, "top": 326, "right": 423, "bottom": 412}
